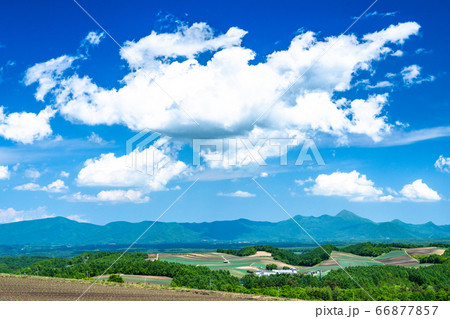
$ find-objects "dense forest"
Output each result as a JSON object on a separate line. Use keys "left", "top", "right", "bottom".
{"left": 240, "top": 264, "right": 450, "bottom": 300}
{"left": 0, "top": 256, "right": 50, "bottom": 273}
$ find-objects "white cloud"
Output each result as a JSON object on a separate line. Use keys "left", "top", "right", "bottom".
{"left": 434, "top": 155, "right": 450, "bottom": 173}
{"left": 13, "top": 183, "right": 42, "bottom": 191}
{"left": 415, "top": 48, "right": 432, "bottom": 55}
{"left": 60, "top": 170, "right": 70, "bottom": 178}
{"left": 367, "top": 81, "right": 393, "bottom": 89}
{"left": 378, "top": 195, "right": 395, "bottom": 202}
{"left": 352, "top": 11, "right": 397, "bottom": 19}
{"left": 0, "top": 106, "right": 55, "bottom": 144}
{"left": 87, "top": 132, "right": 106, "bottom": 144}
{"left": 0, "top": 165, "right": 10, "bottom": 180}
{"left": 306, "top": 170, "right": 383, "bottom": 201}
{"left": 62, "top": 189, "right": 149, "bottom": 203}
{"left": 401, "top": 64, "right": 420, "bottom": 85}
{"left": 217, "top": 190, "right": 256, "bottom": 198}
{"left": 66, "top": 214, "right": 89, "bottom": 223}
{"left": 399, "top": 179, "right": 441, "bottom": 201}
{"left": 346, "top": 94, "right": 391, "bottom": 142}
{"left": 260, "top": 172, "right": 269, "bottom": 178}
{"left": 25, "top": 168, "right": 41, "bottom": 179}
{"left": 0, "top": 206, "right": 54, "bottom": 223}
{"left": 401, "top": 64, "right": 435, "bottom": 86}
{"left": 46, "top": 179, "right": 69, "bottom": 193}
{"left": 362, "top": 22, "right": 420, "bottom": 44}
{"left": 295, "top": 177, "right": 313, "bottom": 186}
{"left": 305, "top": 171, "right": 442, "bottom": 202}
{"left": 391, "top": 50, "right": 403, "bottom": 57}
{"left": 76, "top": 148, "right": 187, "bottom": 192}
{"left": 84, "top": 31, "right": 105, "bottom": 46}
{"left": 121, "top": 22, "right": 247, "bottom": 68}
{"left": 29, "top": 21, "right": 420, "bottom": 151}
{"left": 14, "top": 179, "right": 68, "bottom": 193}
{"left": 24, "top": 55, "right": 76, "bottom": 101}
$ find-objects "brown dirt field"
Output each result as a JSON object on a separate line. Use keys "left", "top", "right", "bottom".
{"left": 251, "top": 251, "right": 272, "bottom": 257}
{"left": 405, "top": 247, "right": 446, "bottom": 256}
{"left": 378, "top": 256, "right": 418, "bottom": 266}
{"left": 0, "top": 275, "right": 283, "bottom": 301}
{"left": 318, "top": 259, "right": 340, "bottom": 266}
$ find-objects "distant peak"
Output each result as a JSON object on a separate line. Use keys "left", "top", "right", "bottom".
{"left": 336, "top": 210, "right": 360, "bottom": 219}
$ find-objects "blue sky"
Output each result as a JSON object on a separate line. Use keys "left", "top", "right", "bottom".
{"left": 0, "top": 0, "right": 449, "bottom": 226}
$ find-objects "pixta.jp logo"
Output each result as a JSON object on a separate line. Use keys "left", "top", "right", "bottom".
{"left": 126, "top": 129, "right": 172, "bottom": 176}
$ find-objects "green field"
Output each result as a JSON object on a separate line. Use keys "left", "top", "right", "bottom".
{"left": 95, "top": 275, "right": 172, "bottom": 285}
{"left": 375, "top": 250, "right": 407, "bottom": 260}
{"left": 159, "top": 252, "right": 291, "bottom": 277}
{"left": 330, "top": 252, "right": 384, "bottom": 267}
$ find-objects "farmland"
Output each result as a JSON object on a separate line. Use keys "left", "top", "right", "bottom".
{"left": 156, "top": 245, "right": 446, "bottom": 278}
{"left": 0, "top": 274, "right": 281, "bottom": 301}
{"left": 158, "top": 251, "right": 293, "bottom": 277}
{"left": 406, "top": 247, "right": 446, "bottom": 257}
{"left": 375, "top": 250, "right": 419, "bottom": 266}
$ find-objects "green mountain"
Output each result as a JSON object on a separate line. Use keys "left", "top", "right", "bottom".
{"left": 0, "top": 210, "right": 448, "bottom": 245}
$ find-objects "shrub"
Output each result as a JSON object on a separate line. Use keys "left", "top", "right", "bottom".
{"left": 108, "top": 274, "right": 124, "bottom": 283}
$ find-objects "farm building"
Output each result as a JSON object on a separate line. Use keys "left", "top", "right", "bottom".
{"left": 255, "top": 268, "right": 298, "bottom": 277}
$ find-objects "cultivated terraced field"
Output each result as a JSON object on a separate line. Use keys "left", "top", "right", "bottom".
{"left": 0, "top": 274, "right": 280, "bottom": 301}
{"left": 329, "top": 251, "right": 383, "bottom": 267}
{"left": 375, "top": 250, "right": 419, "bottom": 266}
{"left": 405, "top": 247, "right": 446, "bottom": 256}
{"left": 158, "top": 252, "right": 294, "bottom": 277}
{"left": 298, "top": 248, "right": 430, "bottom": 274}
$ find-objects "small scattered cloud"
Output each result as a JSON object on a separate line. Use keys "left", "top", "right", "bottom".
{"left": 24, "top": 168, "right": 41, "bottom": 179}
{"left": 259, "top": 172, "right": 269, "bottom": 178}
{"left": 87, "top": 132, "right": 106, "bottom": 144}
{"left": 295, "top": 177, "right": 313, "bottom": 186}
{"left": 385, "top": 72, "right": 396, "bottom": 78}
{"left": 435, "top": 155, "right": 450, "bottom": 173}
{"left": 83, "top": 31, "right": 105, "bottom": 46}
{"left": 367, "top": 81, "right": 394, "bottom": 89}
{"left": 14, "top": 179, "right": 68, "bottom": 193}
{"left": 391, "top": 50, "right": 403, "bottom": 57}
{"left": 352, "top": 11, "right": 397, "bottom": 20}
{"left": 66, "top": 214, "right": 89, "bottom": 223}
{"left": 217, "top": 190, "right": 256, "bottom": 198}
{"left": 401, "top": 64, "right": 435, "bottom": 86}
{"left": 415, "top": 48, "right": 432, "bottom": 55}
{"left": 60, "top": 170, "right": 70, "bottom": 178}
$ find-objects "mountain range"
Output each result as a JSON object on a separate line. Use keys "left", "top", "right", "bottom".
{"left": 0, "top": 210, "right": 449, "bottom": 246}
